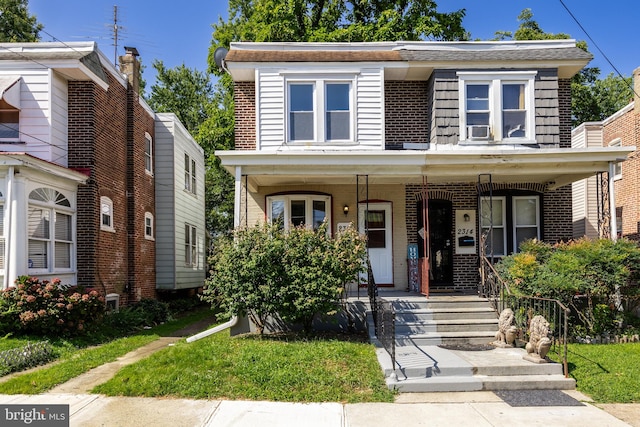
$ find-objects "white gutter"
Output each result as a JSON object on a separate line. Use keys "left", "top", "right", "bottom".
{"left": 3, "top": 166, "right": 13, "bottom": 290}
{"left": 186, "top": 316, "right": 238, "bottom": 343}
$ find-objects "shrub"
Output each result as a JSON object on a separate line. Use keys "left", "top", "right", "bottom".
{"left": 203, "top": 221, "right": 367, "bottom": 334}
{"left": 0, "top": 276, "right": 105, "bottom": 336}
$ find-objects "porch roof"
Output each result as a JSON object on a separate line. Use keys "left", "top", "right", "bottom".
{"left": 215, "top": 146, "right": 634, "bottom": 191}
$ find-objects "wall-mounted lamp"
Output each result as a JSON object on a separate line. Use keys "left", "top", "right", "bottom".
{"left": 343, "top": 205, "right": 350, "bottom": 216}
{"left": 463, "top": 213, "right": 470, "bottom": 222}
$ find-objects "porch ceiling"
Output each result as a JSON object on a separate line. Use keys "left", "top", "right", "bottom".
{"left": 215, "top": 146, "right": 634, "bottom": 191}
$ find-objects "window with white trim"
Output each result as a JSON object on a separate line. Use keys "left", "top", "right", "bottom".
{"left": 184, "top": 153, "right": 196, "bottom": 194}
{"left": 185, "top": 223, "right": 197, "bottom": 266}
{"left": 458, "top": 72, "right": 536, "bottom": 143}
{"left": 481, "top": 194, "right": 540, "bottom": 256}
{"left": 144, "top": 212, "right": 154, "bottom": 240}
{"left": 267, "top": 194, "right": 331, "bottom": 231}
{"left": 28, "top": 188, "right": 74, "bottom": 272}
{"left": 100, "top": 196, "right": 114, "bottom": 232}
{"left": 144, "top": 132, "right": 153, "bottom": 175}
{"left": 609, "top": 138, "right": 622, "bottom": 180}
{"left": 0, "top": 99, "right": 19, "bottom": 140}
{"left": 287, "top": 80, "right": 352, "bottom": 143}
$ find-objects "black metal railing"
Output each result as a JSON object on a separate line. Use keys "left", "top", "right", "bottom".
{"left": 367, "top": 259, "right": 396, "bottom": 372}
{"left": 480, "top": 255, "right": 570, "bottom": 377}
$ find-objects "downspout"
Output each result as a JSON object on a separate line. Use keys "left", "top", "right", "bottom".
{"left": 234, "top": 166, "right": 242, "bottom": 228}
{"left": 3, "top": 166, "right": 14, "bottom": 289}
{"left": 186, "top": 316, "right": 238, "bottom": 343}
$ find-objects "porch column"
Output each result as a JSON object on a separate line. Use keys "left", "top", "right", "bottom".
{"left": 608, "top": 162, "right": 617, "bottom": 242}
{"left": 3, "top": 166, "right": 14, "bottom": 289}
{"left": 234, "top": 166, "right": 242, "bottom": 228}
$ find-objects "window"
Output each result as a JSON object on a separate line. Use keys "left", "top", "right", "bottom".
{"left": 458, "top": 72, "right": 536, "bottom": 143}
{"left": 0, "top": 99, "right": 19, "bottom": 140}
{"left": 185, "top": 223, "right": 197, "bottom": 266}
{"left": 267, "top": 194, "right": 331, "bottom": 231}
{"left": 144, "top": 132, "right": 153, "bottom": 174}
{"left": 144, "top": 212, "right": 154, "bottom": 240}
{"left": 481, "top": 194, "right": 540, "bottom": 256}
{"left": 287, "top": 80, "right": 352, "bottom": 143}
{"left": 100, "top": 196, "right": 114, "bottom": 232}
{"left": 28, "top": 188, "right": 74, "bottom": 272}
{"left": 609, "top": 138, "right": 622, "bottom": 180}
{"left": 184, "top": 153, "right": 196, "bottom": 194}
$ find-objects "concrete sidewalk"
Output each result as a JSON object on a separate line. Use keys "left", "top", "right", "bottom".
{"left": 1, "top": 390, "right": 637, "bottom": 426}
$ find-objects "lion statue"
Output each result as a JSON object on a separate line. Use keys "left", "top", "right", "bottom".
{"left": 524, "top": 315, "right": 552, "bottom": 362}
{"left": 492, "top": 308, "right": 517, "bottom": 348}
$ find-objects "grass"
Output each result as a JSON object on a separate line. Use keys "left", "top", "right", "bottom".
{"left": 569, "top": 342, "right": 640, "bottom": 403}
{"left": 93, "top": 331, "right": 395, "bottom": 403}
{"left": 0, "top": 308, "right": 215, "bottom": 394}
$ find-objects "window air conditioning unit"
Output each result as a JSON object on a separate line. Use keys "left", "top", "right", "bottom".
{"left": 467, "top": 125, "right": 490, "bottom": 140}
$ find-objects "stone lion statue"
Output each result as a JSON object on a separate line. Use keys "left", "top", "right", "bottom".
{"left": 524, "top": 315, "right": 552, "bottom": 362}
{"left": 492, "top": 308, "right": 517, "bottom": 347}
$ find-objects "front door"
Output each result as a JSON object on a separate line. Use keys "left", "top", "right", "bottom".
{"left": 359, "top": 202, "right": 393, "bottom": 285}
{"left": 417, "top": 199, "right": 453, "bottom": 287}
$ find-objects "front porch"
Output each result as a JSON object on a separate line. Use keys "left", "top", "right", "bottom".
{"left": 350, "top": 290, "right": 575, "bottom": 392}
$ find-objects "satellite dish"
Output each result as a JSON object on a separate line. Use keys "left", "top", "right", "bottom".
{"left": 214, "top": 47, "right": 229, "bottom": 70}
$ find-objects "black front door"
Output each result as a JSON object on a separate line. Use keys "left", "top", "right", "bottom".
{"left": 417, "top": 199, "right": 454, "bottom": 287}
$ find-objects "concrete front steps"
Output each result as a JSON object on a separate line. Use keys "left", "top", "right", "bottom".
{"left": 369, "top": 292, "right": 575, "bottom": 392}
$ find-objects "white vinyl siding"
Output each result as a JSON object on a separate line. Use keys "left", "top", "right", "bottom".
{"left": 256, "top": 67, "right": 384, "bottom": 150}
{"left": 155, "top": 114, "right": 206, "bottom": 289}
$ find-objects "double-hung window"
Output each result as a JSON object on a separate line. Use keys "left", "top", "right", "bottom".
{"left": 28, "top": 188, "right": 74, "bottom": 272}
{"left": 185, "top": 223, "right": 197, "bottom": 267}
{"left": 480, "top": 195, "right": 540, "bottom": 256}
{"left": 287, "top": 79, "right": 352, "bottom": 143}
{"left": 267, "top": 194, "right": 331, "bottom": 232}
{"left": 144, "top": 132, "right": 153, "bottom": 175}
{"left": 100, "top": 196, "right": 114, "bottom": 232}
{"left": 458, "top": 72, "right": 536, "bottom": 143}
{"left": 144, "top": 212, "right": 154, "bottom": 240}
{"left": 609, "top": 138, "right": 622, "bottom": 180}
{"left": 184, "top": 153, "right": 196, "bottom": 194}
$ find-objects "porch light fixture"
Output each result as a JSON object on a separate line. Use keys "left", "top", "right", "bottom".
{"left": 343, "top": 205, "right": 349, "bottom": 215}
{"left": 463, "top": 213, "right": 470, "bottom": 222}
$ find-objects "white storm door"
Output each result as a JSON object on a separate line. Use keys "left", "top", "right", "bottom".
{"left": 359, "top": 203, "right": 393, "bottom": 285}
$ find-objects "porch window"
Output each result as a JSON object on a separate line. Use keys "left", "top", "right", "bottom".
{"left": 287, "top": 80, "right": 352, "bottom": 143}
{"left": 28, "top": 188, "right": 74, "bottom": 272}
{"left": 267, "top": 194, "right": 331, "bottom": 231}
{"left": 458, "top": 72, "right": 536, "bottom": 143}
{"left": 481, "top": 194, "right": 541, "bottom": 256}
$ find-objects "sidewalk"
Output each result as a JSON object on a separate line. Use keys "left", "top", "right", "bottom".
{"left": 0, "top": 390, "right": 637, "bottom": 426}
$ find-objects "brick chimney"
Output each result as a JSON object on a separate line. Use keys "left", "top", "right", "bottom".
{"left": 119, "top": 46, "right": 140, "bottom": 94}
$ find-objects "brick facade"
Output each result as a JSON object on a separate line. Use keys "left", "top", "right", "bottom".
{"left": 385, "top": 81, "right": 429, "bottom": 148}
{"left": 68, "top": 59, "right": 156, "bottom": 305}
{"left": 604, "top": 67, "right": 640, "bottom": 240}
{"left": 235, "top": 81, "right": 256, "bottom": 150}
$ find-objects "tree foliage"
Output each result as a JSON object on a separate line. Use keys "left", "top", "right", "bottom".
{"left": 203, "top": 222, "right": 367, "bottom": 334}
{"left": 495, "top": 8, "right": 633, "bottom": 126}
{"left": 0, "top": 0, "right": 42, "bottom": 42}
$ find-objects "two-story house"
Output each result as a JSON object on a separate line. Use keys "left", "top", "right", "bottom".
{"left": 216, "top": 41, "right": 631, "bottom": 293}
{"left": 572, "top": 66, "right": 640, "bottom": 241}
{"left": 0, "top": 42, "right": 205, "bottom": 306}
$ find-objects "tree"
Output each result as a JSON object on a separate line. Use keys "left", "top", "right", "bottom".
{"left": 0, "top": 0, "right": 42, "bottom": 42}
{"left": 205, "top": 0, "right": 468, "bottom": 237}
{"left": 495, "top": 9, "right": 633, "bottom": 126}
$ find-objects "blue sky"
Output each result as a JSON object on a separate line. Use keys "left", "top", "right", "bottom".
{"left": 30, "top": 0, "right": 640, "bottom": 89}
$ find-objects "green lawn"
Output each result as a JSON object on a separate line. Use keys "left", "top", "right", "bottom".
{"left": 569, "top": 342, "right": 640, "bottom": 403}
{"left": 0, "top": 308, "right": 215, "bottom": 394}
{"left": 93, "top": 332, "right": 395, "bottom": 403}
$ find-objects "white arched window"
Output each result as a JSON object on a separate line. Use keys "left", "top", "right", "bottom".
{"left": 100, "top": 196, "right": 114, "bottom": 232}
{"left": 144, "top": 212, "right": 154, "bottom": 240}
{"left": 28, "top": 188, "right": 74, "bottom": 272}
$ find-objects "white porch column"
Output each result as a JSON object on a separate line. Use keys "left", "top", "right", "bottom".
{"left": 234, "top": 166, "right": 242, "bottom": 228}
{"left": 3, "top": 166, "right": 14, "bottom": 289}
{"left": 608, "top": 162, "right": 617, "bottom": 242}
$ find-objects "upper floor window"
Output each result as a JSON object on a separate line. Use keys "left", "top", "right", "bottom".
{"left": 144, "top": 132, "right": 153, "bottom": 175}
{"left": 100, "top": 196, "right": 114, "bottom": 232}
{"left": 184, "top": 153, "right": 196, "bottom": 194}
{"left": 458, "top": 72, "right": 536, "bottom": 144}
{"left": 28, "top": 188, "right": 74, "bottom": 272}
{"left": 185, "top": 223, "right": 197, "bottom": 267}
{"left": 144, "top": 212, "right": 154, "bottom": 240}
{"left": 609, "top": 138, "right": 622, "bottom": 180}
{"left": 266, "top": 194, "right": 331, "bottom": 232}
{"left": 287, "top": 80, "right": 352, "bottom": 143}
{"left": 0, "top": 99, "right": 19, "bottom": 140}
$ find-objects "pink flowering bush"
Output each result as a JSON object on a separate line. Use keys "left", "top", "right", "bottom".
{"left": 0, "top": 276, "right": 106, "bottom": 336}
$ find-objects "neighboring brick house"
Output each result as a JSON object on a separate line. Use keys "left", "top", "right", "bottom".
{"left": 216, "top": 41, "right": 630, "bottom": 293}
{"left": 572, "top": 66, "right": 640, "bottom": 241}
{"left": 0, "top": 42, "right": 205, "bottom": 305}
